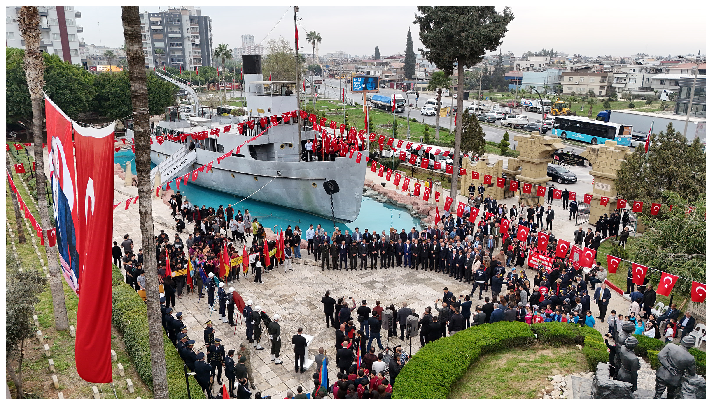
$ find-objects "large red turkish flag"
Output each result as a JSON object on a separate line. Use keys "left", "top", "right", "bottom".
{"left": 435, "top": 191, "right": 440, "bottom": 202}
{"left": 606, "top": 255, "right": 621, "bottom": 273}
{"left": 422, "top": 187, "right": 430, "bottom": 201}
{"left": 499, "top": 218, "right": 509, "bottom": 234}
{"left": 691, "top": 281, "right": 706, "bottom": 302}
{"left": 656, "top": 272, "right": 679, "bottom": 296}
{"left": 516, "top": 225, "right": 529, "bottom": 241}
{"left": 469, "top": 207, "right": 479, "bottom": 223}
{"left": 631, "top": 263, "right": 648, "bottom": 284}
{"left": 580, "top": 247, "right": 596, "bottom": 268}
{"left": 393, "top": 172, "right": 401, "bottom": 186}
{"left": 555, "top": 239, "right": 570, "bottom": 258}
{"left": 413, "top": 182, "right": 421, "bottom": 196}
{"left": 402, "top": 177, "right": 410, "bottom": 192}
{"left": 537, "top": 232, "right": 549, "bottom": 252}
{"left": 435, "top": 207, "right": 440, "bottom": 225}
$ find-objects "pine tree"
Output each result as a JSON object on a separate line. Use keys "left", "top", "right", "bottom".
{"left": 404, "top": 28, "right": 416, "bottom": 79}
{"left": 499, "top": 130, "right": 510, "bottom": 155}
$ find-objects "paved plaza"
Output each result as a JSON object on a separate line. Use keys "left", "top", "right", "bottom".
{"left": 111, "top": 156, "right": 636, "bottom": 398}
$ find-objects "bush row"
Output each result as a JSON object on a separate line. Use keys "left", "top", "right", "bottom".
{"left": 392, "top": 322, "right": 608, "bottom": 399}
{"left": 111, "top": 266, "right": 205, "bottom": 398}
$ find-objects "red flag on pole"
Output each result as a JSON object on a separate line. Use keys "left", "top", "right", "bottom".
{"left": 580, "top": 247, "right": 596, "bottom": 268}
{"left": 656, "top": 272, "right": 679, "bottom": 296}
{"left": 469, "top": 207, "right": 479, "bottom": 223}
{"left": 242, "top": 246, "right": 249, "bottom": 274}
{"left": 456, "top": 201, "right": 466, "bottom": 218}
{"left": 537, "top": 232, "right": 549, "bottom": 251}
{"left": 220, "top": 243, "right": 230, "bottom": 279}
{"left": 691, "top": 281, "right": 706, "bottom": 302}
{"left": 650, "top": 203, "right": 661, "bottom": 215}
{"left": 631, "top": 263, "right": 647, "bottom": 284}
{"left": 516, "top": 225, "right": 529, "bottom": 241}
{"left": 555, "top": 239, "right": 570, "bottom": 258}
{"left": 434, "top": 206, "right": 440, "bottom": 225}
{"left": 499, "top": 218, "right": 509, "bottom": 234}
{"left": 644, "top": 122, "right": 653, "bottom": 153}
{"left": 165, "top": 249, "right": 172, "bottom": 278}
{"left": 186, "top": 259, "right": 194, "bottom": 291}
{"left": 264, "top": 239, "right": 270, "bottom": 267}
{"left": 444, "top": 197, "right": 453, "bottom": 212}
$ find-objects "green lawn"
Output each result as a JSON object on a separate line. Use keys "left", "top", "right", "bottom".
{"left": 448, "top": 344, "right": 588, "bottom": 399}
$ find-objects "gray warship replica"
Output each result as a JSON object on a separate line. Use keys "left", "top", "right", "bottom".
{"left": 128, "top": 55, "right": 366, "bottom": 222}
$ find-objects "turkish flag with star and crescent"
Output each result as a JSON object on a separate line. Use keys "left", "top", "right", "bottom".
{"left": 555, "top": 239, "right": 570, "bottom": 258}
{"left": 516, "top": 225, "right": 529, "bottom": 242}
{"left": 472, "top": 171, "right": 479, "bottom": 180}
{"left": 568, "top": 191, "right": 576, "bottom": 201}
{"left": 509, "top": 180, "right": 519, "bottom": 191}
{"left": 631, "top": 263, "right": 648, "bottom": 284}
{"left": 650, "top": 203, "right": 661, "bottom": 215}
{"left": 580, "top": 247, "right": 596, "bottom": 268}
{"left": 605, "top": 255, "right": 621, "bottom": 273}
{"left": 444, "top": 197, "right": 453, "bottom": 212}
{"left": 435, "top": 207, "right": 441, "bottom": 225}
{"left": 500, "top": 218, "right": 509, "bottom": 234}
{"left": 691, "top": 281, "right": 706, "bottom": 303}
{"left": 537, "top": 232, "right": 549, "bottom": 252}
{"left": 584, "top": 193, "right": 593, "bottom": 204}
{"left": 536, "top": 185, "right": 546, "bottom": 197}
{"left": 402, "top": 177, "right": 410, "bottom": 192}
{"left": 456, "top": 201, "right": 466, "bottom": 218}
{"left": 600, "top": 196, "right": 609, "bottom": 206}
{"left": 435, "top": 191, "right": 441, "bottom": 202}
{"left": 632, "top": 201, "right": 644, "bottom": 213}
{"left": 393, "top": 172, "right": 401, "bottom": 186}
{"left": 469, "top": 207, "right": 479, "bottom": 223}
{"left": 483, "top": 174, "right": 492, "bottom": 185}
{"left": 553, "top": 189, "right": 562, "bottom": 200}
{"left": 656, "top": 272, "right": 679, "bottom": 296}
{"left": 413, "top": 182, "right": 421, "bottom": 196}
{"left": 522, "top": 183, "right": 532, "bottom": 194}
{"left": 422, "top": 187, "right": 430, "bottom": 201}
{"left": 617, "top": 198, "right": 627, "bottom": 209}
{"left": 496, "top": 177, "right": 506, "bottom": 188}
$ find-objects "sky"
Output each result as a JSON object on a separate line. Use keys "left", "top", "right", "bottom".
{"left": 75, "top": 3, "right": 706, "bottom": 58}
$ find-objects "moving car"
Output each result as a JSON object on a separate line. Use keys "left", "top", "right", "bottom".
{"left": 547, "top": 163, "right": 577, "bottom": 184}
{"left": 524, "top": 122, "right": 548, "bottom": 134}
{"left": 420, "top": 105, "right": 436, "bottom": 116}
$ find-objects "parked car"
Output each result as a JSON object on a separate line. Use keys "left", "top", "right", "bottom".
{"left": 524, "top": 122, "right": 548, "bottom": 134}
{"left": 484, "top": 112, "right": 500, "bottom": 122}
{"left": 547, "top": 163, "right": 577, "bottom": 184}
{"left": 543, "top": 118, "right": 555, "bottom": 128}
{"left": 420, "top": 105, "right": 436, "bottom": 116}
{"left": 476, "top": 112, "right": 489, "bottom": 122}
{"left": 630, "top": 132, "right": 648, "bottom": 149}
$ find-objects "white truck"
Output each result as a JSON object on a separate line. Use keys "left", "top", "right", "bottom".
{"left": 595, "top": 109, "right": 706, "bottom": 145}
{"left": 500, "top": 114, "right": 530, "bottom": 129}
{"left": 521, "top": 98, "right": 551, "bottom": 113}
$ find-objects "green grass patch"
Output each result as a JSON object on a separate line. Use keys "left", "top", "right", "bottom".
{"left": 448, "top": 344, "right": 588, "bottom": 399}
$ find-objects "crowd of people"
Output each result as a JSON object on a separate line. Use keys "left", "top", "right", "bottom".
{"left": 113, "top": 182, "right": 697, "bottom": 399}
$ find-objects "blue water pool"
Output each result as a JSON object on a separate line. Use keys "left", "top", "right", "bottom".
{"left": 114, "top": 150, "right": 422, "bottom": 233}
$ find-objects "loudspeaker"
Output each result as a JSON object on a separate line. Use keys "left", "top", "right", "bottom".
{"left": 323, "top": 180, "right": 340, "bottom": 195}
{"left": 406, "top": 315, "right": 419, "bottom": 338}
{"left": 381, "top": 309, "right": 393, "bottom": 331}
{"left": 242, "top": 55, "right": 262, "bottom": 75}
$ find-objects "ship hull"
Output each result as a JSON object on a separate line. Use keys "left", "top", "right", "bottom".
{"left": 151, "top": 141, "right": 366, "bottom": 222}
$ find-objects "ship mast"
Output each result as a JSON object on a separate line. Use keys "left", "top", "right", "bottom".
{"left": 294, "top": 6, "right": 302, "bottom": 162}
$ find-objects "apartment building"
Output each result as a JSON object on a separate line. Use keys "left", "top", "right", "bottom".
{"left": 560, "top": 72, "right": 613, "bottom": 96}
{"left": 6, "top": 6, "right": 83, "bottom": 65}
{"left": 139, "top": 7, "right": 212, "bottom": 71}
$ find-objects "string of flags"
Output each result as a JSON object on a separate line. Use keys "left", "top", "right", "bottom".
{"left": 6, "top": 173, "right": 57, "bottom": 247}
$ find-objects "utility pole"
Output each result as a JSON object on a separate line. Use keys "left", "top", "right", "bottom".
{"left": 294, "top": 6, "right": 302, "bottom": 161}
{"left": 682, "top": 66, "right": 698, "bottom": 137}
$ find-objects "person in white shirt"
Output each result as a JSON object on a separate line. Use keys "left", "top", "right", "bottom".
{"left": 306, "top": 225, "right": 315, "bottom": 256}
{"left": 229, "top": 218, "right": 240, "bottom": 242}
{"left": 305, "top": 140, "right": 313, "bottom": 161}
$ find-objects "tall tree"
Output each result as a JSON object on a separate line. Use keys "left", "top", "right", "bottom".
{"left": 305, "top": 31, "right": 322, "bottom": 65}
{"left": 18, "top": 6, "right": 70, "bottom": 331}
{"left": 104, "top": 49, "right": 115, "bottom": 66}
{"left": 262, "top": 38, "right": 301, "bottom": 81}
{"left": 213, "top": 43, "right": 232, "bottom": 104}
{"left": 415, "top": 6, "right": 514, "bottom": 210}
{"left": 616, "top": 122, "right": 705, "bottom": 207}
{"left": 121, "top": 6, "right": 169, "bottom": 399}
{"left": 427, "top": 71, "right": 450, "bottom": 141}
{"left": 460, "top": 110, "right": 486, "bottom": 156}
{"left": 404, "top": 28, "right": 416, "bottom": 79}
{"left": 374, "top": 46, "right": 381, "bottom": 60}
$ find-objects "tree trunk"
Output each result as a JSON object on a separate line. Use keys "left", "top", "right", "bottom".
{"left": 7, "top": 152, "right": 27, "bottom": 244}
{"left": 450, "top": 59, "right": 465, "bottom": 212}
{"left": 18, "top": 6, "right": 69, "bottom": 331}
{"left": 434, "top": 88, "right": 442, "bottom": 141}
{"left": 122, "top": 6, "right": 169, "bottom": 399}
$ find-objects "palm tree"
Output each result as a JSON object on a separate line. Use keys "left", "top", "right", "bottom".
{"left": 103, "top": 49, "right": 115, "bottom": 67}
{"left": 427, "top": 71, "right": 451, "bottom": 141}
{"left": 121, "top": 6, "right": 169, "bottom": 398}
{"left": 18, "top": 6, "right": 69, "bottom": 331}
{"left": 213, "top": 43, "right": 232, "bottom": 104}
{"left": 305, "top": 31, "right": 322, "bottom": 65}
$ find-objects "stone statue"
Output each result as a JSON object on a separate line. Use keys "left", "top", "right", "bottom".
{"left": 612, "top": 321, "right": 636, "bottom": 368}
{"left": 654, "top": 336, "right": 697, "bottom": 399}
{"left": 680, "top": 374, "right": 706, "bottom": 399}
{"left": 616, "top": 336, "right": 640, "bottom": 391}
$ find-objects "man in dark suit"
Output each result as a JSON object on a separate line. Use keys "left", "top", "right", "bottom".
{"left": 411, "top": 239, "right": 421, "bottom": 269}
{"left": 359, "top": 239, "right": 368, "bottom": 270}
{"left": 546, "top": 206, "right": 555, "bottom": 231}
{"left": 379, "top": 237, "right": 389, "bottom": 269}
{"left": 394, "top": 239, "right": 404, "bottom": 269}
{"left": 336, "top": 341, "right": 354, "bottom": 374}
{"left": 292, "top": 328, "right": 308, "bottom": 373}
{"left": 561, "top": 189, "right": 569, "bottom": 210}
{"left": 369, "top": 238, "right": 379, "bottom": 269}
{"left": 594, "top": 283, "right": 611, "bottom": 322}
{"left": 481, "top": 297, "right": 494, "bottom": 323}
{"left": 194, "top": 352, "right": 213, "bottom": 398}
{"left": 677, "top": 312, "right": 696, "bottom": 339}
{"left": 642, "top": 284, "right": 657, "bottom": 319}
{"left": 419, "top": 307, "right": 432, "bottom": 346}
{"left": 339, "top": 241, "right": 348, "bottom": 270}
{"left": 224, "top": 350, "right": 236, "bottom": 398}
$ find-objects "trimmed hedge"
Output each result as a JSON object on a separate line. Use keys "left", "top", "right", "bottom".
{"left": 632, "top": 334, "right": 665, "bottom": 357}
{"left": 112, "top": 266, "right": 205, "bottom": 399}
{"left": 393, "top": 322, "right": 608, "bottom": 399}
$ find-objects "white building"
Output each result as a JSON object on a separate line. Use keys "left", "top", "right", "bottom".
{"left": 139, "top": 7, "right": 212, "bottom": 71}
{"left": 6, "top": 6, "right": 83, "bottom": 65}
{"left": 514, "top": 56, "right": 550, "bottom": 72}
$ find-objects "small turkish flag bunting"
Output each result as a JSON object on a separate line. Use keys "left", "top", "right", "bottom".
{"left": 483, "top": 175, "right": 492, "bottom": 185}
{"left": 606, "top": 255, "right": 621, "bottom": 273}
{"left": 656, "top": 272, "right": 679, "bottom": 296}
{"left": 459, "top": 168, "right": 467, "bottom": 176}
{"left": 631, "top": 263, "right": 648, "bottom": 284}
{"left": 617, "top": 198, "right": 627, "bottom": 209}
{"left": 691, "top": 281, "right": 706, "bottom": 303}
{"left": 509, "top": 180, "right": 519, "bottom": 191}
{"left": 555, "top": 239, "right": 570, "bottom": 258}
{"left": 446, "top": 164, "right": 453, "bottom": 174}
{"left": 522, "top": 183, "right": 532, "bottom": 194}
{"left": 422, "top": 187, "right": 430, "bottom": 201}
{"left": 402, "top": 177, "right": 410, "bottom": 192}
{"left": 472, "top": 171, "right": 479, "bottom": 180}
{"left": 553, "top": 189, "right": 562, "bottom": 199}
{"left": 600, "top": 196, "right": 609, "bottom": 206}
{"left": 434, "top": 191, "right": 440, "bottom": 202}
{"left": 496, "top": 178, "right": 506, "bottom": 188}
{"left": 413, "top": 182, "right": 421, "bottom": 196}
{"left": 536, "top": 185, "right": 546, "bottom": 197}
{"left": 650, "top": 203, "right": 661, "bottom": 216}
{"left": 584, "top": 193, "right": 593, "bottom": 204}
{"left": 393, "top": 173, "right": 401, "bottom": 186}
{"left": 568, "top": 191, "right": 576, "bottom": 201}
{"left": 434, "top": 161, "right": 441, "bottom": 170}
{"left": 632, "top": 201, "right": 643, "bottom": 213}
